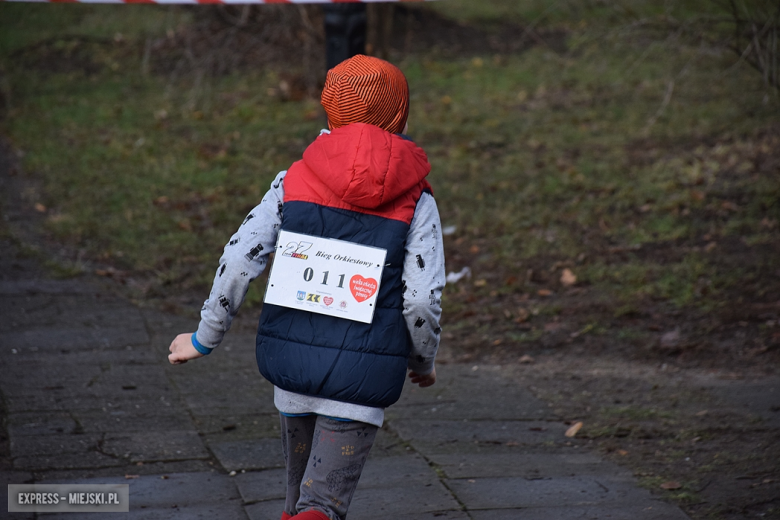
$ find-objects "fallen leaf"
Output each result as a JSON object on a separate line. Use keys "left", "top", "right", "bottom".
{"left": 760, "top": 217, "right": 777, "bottom": 229}
{"left": 660, "top": 481, "right": 682, "bottom": 490}
{"left": 474, "top": 279, "right": 487, "bottom": 287}
{"left": 565, "top": 421, "right": 583, "bottom": 438}
{"left": 469, "top": 245, "right": 480, "bottom": 254}
{"left": 34, "top": 203, "right": 47, "bottom": 213}
{"left": 560, "top": 268, "right": 577, "bottom": 287}
{"left": 519, "top": 355, "right": 534, "bottom": 364}
{"left": 538, "top": 289, "right": 553, "bottom": 297}
{"left": 695, "top": 410, "right": 708, "bottom": 416}
{"left": 721, "top": 201, "right": 739, "bottom": 212}
{"left": 618, "top": 449, "right": 629, "bottom": 456}
{"left": 514, "top": 308, "right": 530, "bottom": 323}
{"left": 125, "top": 474, "right": 140, "bottom": 479}
{"left": 704, "top": 241, "right": 717, "bottom": 252}
{"left": 690, "top": 190, "right": 706, "bottom": 201}
{"left": 544, "top": 322, "right": 563, "bottom": 332}
{"left": 492, "top": 339, "right": 502, "bottom": 346}
{"left": 505, "top": 441, "right": 519, "bottom": 446}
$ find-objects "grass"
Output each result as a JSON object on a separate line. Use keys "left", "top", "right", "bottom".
{"left": 1, "top": 1, "right": 779, "bottom": 328}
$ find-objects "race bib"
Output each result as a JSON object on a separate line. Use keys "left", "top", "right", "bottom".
{"left": 264, "top": 230, "right": 387, "bottom": 324}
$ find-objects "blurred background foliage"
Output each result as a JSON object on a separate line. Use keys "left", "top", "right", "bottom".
{"left": 0, "top": 0, "right": 778, "bottom": 366}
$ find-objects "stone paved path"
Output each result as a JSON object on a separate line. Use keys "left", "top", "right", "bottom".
{"left": 0, "top": 236, "right": 692, "bottom": 519}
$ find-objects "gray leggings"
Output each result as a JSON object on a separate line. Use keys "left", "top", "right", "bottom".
{"left": 280, "top": 414, "right": 378, "bottom": 520}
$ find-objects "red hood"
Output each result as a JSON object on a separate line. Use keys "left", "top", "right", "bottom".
{"left": 300, "top": 123, "right": 431, "bottom": 210}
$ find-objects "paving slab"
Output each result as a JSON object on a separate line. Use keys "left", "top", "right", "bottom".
{"left": 71, "top": 409, "right": 195, "bottom": 434}
{"left": 429, "top": 452, "right": 626, "bottom": 479}
{"left": 236, "top": 453, "right": 438, "bottom": 505}
{"left": 41, "top": 503, "right": 250, "bottom": 519}
{"left": 101, "top": 431, "right": 210, "bottom": 463}
{"left": 445, "top": 474, "right": 656, "bottom": 510}
{"left": 4, "top": 389, "right": 187, "bottom": 413}
{"left": 178, "top": 389, "right": 275, "bottom": 416}
{"left": 348, "top": 479, "right": 462, "bottom": 518}
{"left": 193, "top": 413, "right": 279, "bottom": 439}
{"left": 235, "top": 468, "right": 288, "bottom": 504}
{"left": 10, "top": 433, "right": 104, "bottom": 458}
{"left": 356, "top": 453, "right": 437, "bottom": 488}
{"left": 246, "top": 480, "right": 463, "bottom": 520}
{"left": 467, "top": 503, "right": 690, "bottom": 520}
{"left": 390, "top": 364, "right": 554, "bottom": 421}
{"left": 1, "top": 365, "right": 172, "bottom": 398}
{"left": 357, "top": 427, "right": 410, "bottom": 459}
{"left": 13, "top": 451, "right": 125, "bottom": 472}
{"left": 368, "top": 512, "right": 470, "bottom": 520}
{"left": 39, "top": 472, "right": 247, "bottom": 519}
{"left": 1, "top": 326, "right": 149, "bottom": 353}
{"left": 0, "top": 346, "right": 160, "bottom": 366}
{"left": 6, "top": 412, "right": 79, "bottom": 437}
{"left": 209, "top": 438, "right": 285, "bottom": 472}
{"left": 0, "top": 294, "right": 67, "bottom": 332}
{"left": 244, "top": 498, "right": 287, "bottom": 520}
{"left": 172, "top": 373, "right": 270, "bottom": 397}
{"left": 0, "top": 279, "right": 99, "bottom": 295}
{"left": 391, "top": 418, "right": 569, "bottom": 454}
{"left": 0, "top": 470, "right": 36, "bottom": 520}
{"left": 36, "top": 460, "right": 216, "bottom": 481}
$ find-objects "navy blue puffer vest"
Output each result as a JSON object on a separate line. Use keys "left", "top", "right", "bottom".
{"left": 255, "top": 123, "right": 432, "bottom": 408}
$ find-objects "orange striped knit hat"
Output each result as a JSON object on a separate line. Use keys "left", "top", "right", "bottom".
{"left": 321, "top": 55, "right": 410, "bottom": 135}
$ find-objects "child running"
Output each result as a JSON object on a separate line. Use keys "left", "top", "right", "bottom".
{"left": 168, "top": 54, "right": 445, "bottom": 520}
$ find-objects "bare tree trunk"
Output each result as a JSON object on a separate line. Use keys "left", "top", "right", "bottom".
{"left": 367, "top": 4, "right": 394, "bottom": 60}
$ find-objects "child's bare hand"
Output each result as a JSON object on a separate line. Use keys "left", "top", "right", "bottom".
{"left": 408, "top": 367, "right": 436, "bottom": 388}
{"left": 168, "top": 333, "right": 204, "bottom": 365}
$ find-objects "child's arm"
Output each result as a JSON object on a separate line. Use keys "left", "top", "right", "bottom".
{"left": 402, "top": 192, "right": 446, "bottom": 387}
{"left": 168, "top": 171, "right": 287, "bottom": 364}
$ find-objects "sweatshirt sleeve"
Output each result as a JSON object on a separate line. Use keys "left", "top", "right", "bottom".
{"left": 402, "top": 192, "right": 446, "bottom": 375}
{"left": 194, "top": 170, "right": 286, "bottom": 351}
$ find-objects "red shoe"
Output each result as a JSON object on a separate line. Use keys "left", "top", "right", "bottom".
{"left": 290, "top": 510, "right": 330, "bottom": 520}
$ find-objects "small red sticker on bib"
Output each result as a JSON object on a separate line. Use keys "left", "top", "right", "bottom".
{"left": 350, "top": 275, "right": 378, "bottom": 302}
{"left": 323, "top": 296, "right": 334, "bottom": 306}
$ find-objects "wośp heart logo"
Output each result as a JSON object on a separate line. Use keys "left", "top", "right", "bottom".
{"left": 349, "top": 275, "right": 378, "bottom": 303}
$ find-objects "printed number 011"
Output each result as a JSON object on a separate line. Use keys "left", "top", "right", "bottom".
{"left": 303, "top": 268, "right": 345, "bottom": 288}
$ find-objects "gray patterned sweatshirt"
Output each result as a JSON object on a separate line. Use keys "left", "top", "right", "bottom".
{"left": 194, "top": 168, "right": 445, "bottom": 427}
